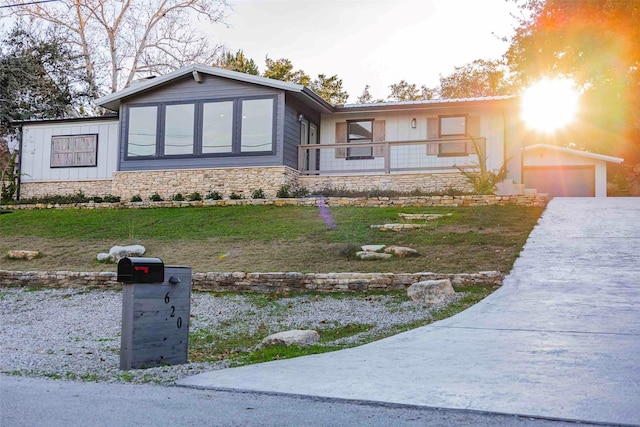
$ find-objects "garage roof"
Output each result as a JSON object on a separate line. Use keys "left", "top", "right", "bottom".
{"left": 525, "top": 144, "right": 623, "bottom": 164}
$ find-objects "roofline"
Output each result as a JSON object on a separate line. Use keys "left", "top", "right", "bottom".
{"left": 524, "top": 143, "right": 624, "bottom": 163}
{"left": 334, "top": 95, "right": 517, "bottom": 113}
{"left": 12, "top": 114, "right": 119, "bottom": 126}
{"left": 95, "top": 64, "right": 334, "bottom": 113}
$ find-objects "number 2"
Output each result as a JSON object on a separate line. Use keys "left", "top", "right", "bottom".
{"left": 170, "top": 306, "right": 175, "bottom": 317}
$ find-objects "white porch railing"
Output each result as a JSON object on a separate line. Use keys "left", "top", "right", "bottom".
{"left": 297, "top": 137, "right": 486, "bottom": 175}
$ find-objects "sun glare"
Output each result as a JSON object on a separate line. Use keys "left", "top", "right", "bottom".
{"left": 521, "top": 78, "right": 580, "bottom": 133}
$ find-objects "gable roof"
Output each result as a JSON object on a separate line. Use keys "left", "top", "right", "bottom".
{"left": 95, "top": 64, "right": 333, "bottom": 113}
{"left": 525, "top": 143, "right": 624, "bottom": 163}
{"left": 336, "top": 95, "right": 516, "bottom": 113}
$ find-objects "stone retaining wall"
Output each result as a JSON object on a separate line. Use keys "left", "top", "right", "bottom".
{"left": 111, "top": 166, "right": 299, "bottom": 201}
{"left": 300, "top": 172, "right": 473, "bottom": 194}
{"left": 2, "top": 193, "right": 548, "bottom": 210}
{"left": 19, "top": 179, "right": 113, "bottom": 199}
{"left": 0, "top": 270, "right": 503, "bottom": 292}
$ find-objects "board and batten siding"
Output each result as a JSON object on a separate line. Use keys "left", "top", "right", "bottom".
{"left": 20, "top": 120, "right": 119, "bottom": 182}
{"left": 283, "top": 104, "right": 301, "bottom": 169}
{"left": 118, "top": 74, "right": 286, "bottom": 172}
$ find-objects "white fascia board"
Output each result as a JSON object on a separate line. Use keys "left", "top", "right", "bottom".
{"left": 525, "top": 143, "right": 624, "bottom": 163}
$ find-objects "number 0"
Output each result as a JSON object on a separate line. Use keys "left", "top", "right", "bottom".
{"left": 177, "top": 317, "right": 182, "bottom": 328}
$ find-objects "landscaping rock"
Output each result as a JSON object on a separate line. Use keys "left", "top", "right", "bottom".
{"left": 384, "top": 246, "right": 419, "bottom": 257}
{"left": 356, "top": 251, "right": 393, "bottom": 260}
{"left": 407, "top": 279, "right": 455, "bottom": 304}
{"left": 370, "top": 223, "right": 428, "bottom": 231}
{"left": 260, "top": 330, "right": 320, "bottom": 347}
{"left": 398, "top": 213, "right": 452, "bottom": 220}
{"left": 361, "top": 244, "right": 386, "bottom": 252}
{"left": 7, "top": 250, "right": 40, "bottom": 260}
{"left": 97, "top": 245, "right": 146, "bottom": 263}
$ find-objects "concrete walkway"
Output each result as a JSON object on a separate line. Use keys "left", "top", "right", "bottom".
{"left": 178, "top": 198, "right": 640, "bottom": 426}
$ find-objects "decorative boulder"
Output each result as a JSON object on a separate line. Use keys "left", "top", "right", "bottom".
{"left": 97, "top": 244, "right": 146, "bottom": 263}
{"left": 407, "top": 279, "right": 455, "bottom": 304}
{"left": 7, "top": 250, "right": 40, "bottom": 260}
{"left": 384, "top": 246, "right": 420, "bottom": 257}
{"left": 260, "top": 330, "right": 320, "bottom": 348}
{"left": 361, "top": 244, "right": 386, "bottom": 252}
{"left": 356, "top": 251, "right": 393, "bottom": 260}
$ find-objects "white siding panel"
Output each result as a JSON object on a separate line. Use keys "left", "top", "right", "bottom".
{"left": 21, "top": 120, "right": 119, "bottom": 182}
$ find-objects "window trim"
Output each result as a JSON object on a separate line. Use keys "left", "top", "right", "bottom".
{"left": 346, "top": 119, "right": 374, "bottom": 160}
{"left": 124, "top": 95, "right": 277, "bottom": 161}
{"left": 50, "top": 134, "right": 98, "bottom": 168}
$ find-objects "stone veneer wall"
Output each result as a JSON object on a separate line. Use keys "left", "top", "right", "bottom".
{"left": 0, "top": 270, "right": 503, "bottom": 292}
{"left": 19, "top": 179, "right": 113, "bottom": 199}
{"left": 299, "top": 172, "right": 473, "bottom": 194}
{"left": 112, "top": 166, "right": 299, "bottom": 201}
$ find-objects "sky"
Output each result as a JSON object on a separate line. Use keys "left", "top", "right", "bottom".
{"left": 210, "top": 0, "right": 522, "bottom": 103}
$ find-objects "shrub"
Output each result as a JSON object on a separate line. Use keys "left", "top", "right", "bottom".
{"left": 149, "top": 192, "right": 164, "bottom": 202}
{"left": 276, "top": 184, "right": 290, "bottom": 198}
{"left": 251, "top": 188, "right": 265, "bottom": 199}
{"left": 205, "top": 190, "right": 223, "bottom": 200}
{"left": 457, "top": 137, "right": 508, "bottom": 195}
{"left": 276, "top": 184, "right": 309, "bottom": 198}
{"left": 229, "top": 192, "right": 244, "bottom": 200}
{"left": 172, "top": 193, "right": 185, "bottom": 201}
{"left": 130, "top": 194, "right": 143, "bottom": 202}
{"left": 89, "top": 196, "right": 103, "bottom": 203}
{"left": 187, "top": 192, "right": 202, "bottom": 201}
{"left": 103, "top": 194, "right": 121, "bottom": 203}
{"left": 338, "top": 243, "right": 361, "bottom": 259}
{"left": 291, "top": 186, "right": 309, "bottom": 198}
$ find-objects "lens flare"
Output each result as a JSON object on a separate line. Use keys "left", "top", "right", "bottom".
{"left": 521, "top": 77, "right": 580, "bottom": 133}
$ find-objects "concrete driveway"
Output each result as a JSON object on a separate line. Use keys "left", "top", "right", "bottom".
{"left": 177, "top": 198, "right": 640, "bottom": 425}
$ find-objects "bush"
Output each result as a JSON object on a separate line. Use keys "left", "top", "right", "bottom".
{"left": 205, "top": 190, "right": 223, "bottom": 200}
{"left": 187, "top": 192, "right": 202, "bottom": 201}
{"left": 103, "top": 194, "right": 121, "bottom": 203}
{"left": 130, "top": 194, "right": 143, "bottom": 202}
{"left": 338, "top": 243, "right": 361, "bottom": 259}
{"left": 172, "top": 193, "right": 184, "bottom": 201}
{"left": 89, "top": 196, "right": 103, "bottom": 203}
{"left": 229, "top": 192, "right": 244, "bottom": 200}
{"left": 251, "top": 188, "right": 265, "bottom": 199}
{"left": 276, "top": 184, "right": 309, "bottom": 198}
{"left": 276, "top": 184, "right": 290, "bottom": 198}
{"left": 149, "top": 192, "right": 164, "bottom": 202}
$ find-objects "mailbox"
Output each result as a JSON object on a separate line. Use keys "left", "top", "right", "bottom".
{"left": 117, "top": 257, "right": 164, "bottom": 283}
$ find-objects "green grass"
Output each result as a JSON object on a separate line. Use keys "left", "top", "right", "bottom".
{"left": 0, "top": 205, "right": 542, "bottom": 273}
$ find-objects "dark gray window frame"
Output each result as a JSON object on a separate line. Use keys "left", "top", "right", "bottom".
{"left": 438, "top": 114, "right": 468, "bottom": 157}
{"left": 50, "top": 133, "right": 99, "bottom": 168}
{"left": 124, "top": 95, "right": 277, "bottom": 161}
{"left": 346, "top": 119, "right": 374, "bottom": 160}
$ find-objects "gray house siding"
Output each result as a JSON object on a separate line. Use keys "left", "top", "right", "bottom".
{"left": 118, "top": 75, "right": 286, "bottom": 172}
{"left": 282, "top": 94, "right": 322, "bottom": 170}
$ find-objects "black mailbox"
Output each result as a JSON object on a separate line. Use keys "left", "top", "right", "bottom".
{"left": 117, "top": 257, "right": 164, "bottom": 283}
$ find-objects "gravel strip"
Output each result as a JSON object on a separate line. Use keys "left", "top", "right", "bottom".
{"left": 0, "top": 287, "right": 460, "bottom": 385}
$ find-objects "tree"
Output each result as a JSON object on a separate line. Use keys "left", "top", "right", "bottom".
{"left": 505, "top": 0, "right": 640, "bottom": 159}
{"left": 310, "top": 74, "right": 348, "bottom": 105}
{"left": 215, "top": 49, "right": 259, "bottom": 75}
{"left": 357, "top": 85, "right": 373, "bottom": 104}
{"left": 388, "top": 80, "right": 435, "bottom": 101}
{"left": 3, "top": 0, "right": 229, "bottom": 98}
{"left": 0, "top": 24, "right": 80, "bottom": 138}
{"left": 438, "top": 59, "right": 513, "bottom": 99}
{"left": 263, "top": 57, "right": 311, "bottom": 86}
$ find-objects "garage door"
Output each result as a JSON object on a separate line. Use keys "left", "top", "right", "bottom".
{"left": 524, "top": 166, "right": 595, "bottom": 197}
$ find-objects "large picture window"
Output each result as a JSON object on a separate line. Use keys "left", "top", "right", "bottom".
{"left": 439, "top": 115, "right": 467, "bottom": 156}
{"left": 128, "top": 106, "right": 158, "bottom": 157}
{"left": 125, "top": 96, "right": 275, "bottom": 159}
{"left": 164, "top": 104, "right": 195, "bottom": 155}
{"left": 347, "top": 120, "right": 373, "bottom": 159}
{"left": 51, "top": 134, "right": 98, "bottom": 167}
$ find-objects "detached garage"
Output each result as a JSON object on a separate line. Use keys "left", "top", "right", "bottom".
{"left": 523, "top": 144, "right": 623, "bottom": 197}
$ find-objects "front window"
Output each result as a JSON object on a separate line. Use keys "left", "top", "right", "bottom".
{"left": 439, "top": 115, "right": 467, "bottom": 156}
{"left": 164, "top": 104, "right": 195, "bottom": 155}
{"left": 128, "top": 106, "right": 157, "bottom": 157}
{"left": 202, "top": 101, "right": 233, "bottom": 154}
{"left": 347, "top": 120, "right": 373, "bottom": 159}
{"left": 50, "top": 134, "right": 98, "bottom": 167}
{"left": 241, "top": 98, "right": 274, "bottom": 152}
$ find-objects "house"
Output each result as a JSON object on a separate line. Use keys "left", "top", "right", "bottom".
{"left": 15, "top": 64, "right": 620, "bottom": 200}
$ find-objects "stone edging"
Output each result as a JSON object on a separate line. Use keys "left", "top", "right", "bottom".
{"left": 0, "top": 270, "right": 503, "bottom": 292}
{"left": 0, "top": 194, "right": 547, "bottom": 210}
